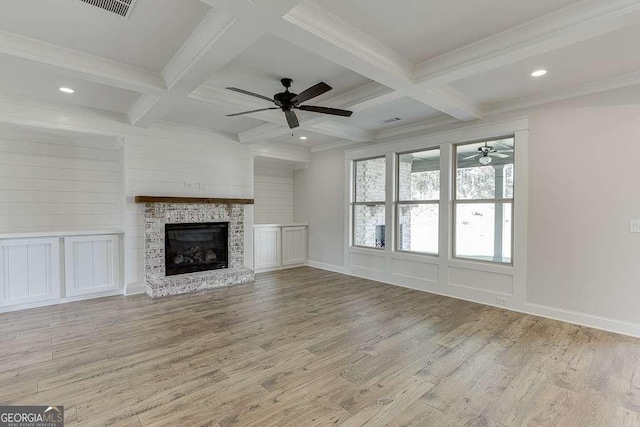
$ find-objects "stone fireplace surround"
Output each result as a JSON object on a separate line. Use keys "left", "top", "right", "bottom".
{"left": 139, "top": 197, "right": 254, "bottom": 298}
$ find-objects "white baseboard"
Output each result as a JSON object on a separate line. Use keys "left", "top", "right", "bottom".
{"left": 0, "top": 289, "right": 124, "bottom": 314}
{"left": 526, "top": 302, "right": 640, "bottom": 339}
{"left": 307, "top": 260, "right": 346, "bottom": 274}
{"left": 306, "top": 263, "right": 640, "bottom": 339}
{"left": 125, "top": 282, "right": 146, "bottom": 296}
{"left": 256, "top": 262, "right": 308, "bottom": 274}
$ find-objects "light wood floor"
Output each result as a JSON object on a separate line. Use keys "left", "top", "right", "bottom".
{"left": 1, "top": 267, "right": 640, "bottom": 426}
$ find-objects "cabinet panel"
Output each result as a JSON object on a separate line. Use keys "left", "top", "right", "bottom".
{"left": 1, "top": 238, "right": 60, "bottom": 306}
{"left": 254, "top": 227, "right": 281, "bottom": 270}
{"left": 65, "top": 235, "right": 120, "bottom": 297}
{"left": 282, "top": 226, "right": 307, "bottom": 266}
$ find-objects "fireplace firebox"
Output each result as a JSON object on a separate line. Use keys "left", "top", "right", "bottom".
{"left": 165, "top": 222, "right": 228, "bottom": 276}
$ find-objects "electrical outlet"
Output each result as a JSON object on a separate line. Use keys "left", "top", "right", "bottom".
{"left": 630, "top": 220, "right": 640, "bottom": 233}
{"left": 184, "top": 182, "right": 193, "bottom": 188}
{"left": 496, "top": 296, "right": 508, "bottom": 306}
{"left": 199, "top": 183, "right": 207, "bottom": 190}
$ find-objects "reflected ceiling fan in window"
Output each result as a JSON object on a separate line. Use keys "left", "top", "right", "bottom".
{"left": 225, "top": 78, "right": 353, "bottom": 129}
{"left": 462, "top": 142, "right": 513, "bottom": 165}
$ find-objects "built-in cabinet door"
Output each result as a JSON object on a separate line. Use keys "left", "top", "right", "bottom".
{"left": 254, "top": 227, "right": 281, "bottom": 270}
{"left": 0, "top": 238, "right": 60, "bottom": 306}
{"left": 64, "top": 235, "right": 121, "bottom": 297}
{"left": 282, "top": 226, "right": 307, "bottom": 266}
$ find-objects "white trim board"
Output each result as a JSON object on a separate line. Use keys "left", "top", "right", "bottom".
{"left": 0, "top": 289, "right": 125, "bottom": 314}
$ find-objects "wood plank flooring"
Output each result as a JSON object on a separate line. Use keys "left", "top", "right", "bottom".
{"left": 1, "top": 267, "right": 640, "bottom": 426}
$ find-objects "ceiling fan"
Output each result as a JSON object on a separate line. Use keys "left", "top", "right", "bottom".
{"left": 462, "top": 142, "right": 513, "bottom": 165}
{"left": 226, "top": 78, "right": 353, "bottom": 129}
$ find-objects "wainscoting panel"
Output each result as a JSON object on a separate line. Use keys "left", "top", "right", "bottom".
{"left": 281, "top": 226, "right": 307, "bottom": 266}
{"left": 349, "top": 251, "right": 385, "bottom": 272}
{"left": 65, "top": 235, "right": 120, "bottom": 297}
{"left": 254, "top": 226, "right": 281, "bottom": 271}
{"left": 0, "top": 238, "right": 60, "bottom": 306}
{"left": 391, "top": 257, "right": 439, "bottom": 282}
{"left": 448, "top": 266, "right": 513, "bottom": 296}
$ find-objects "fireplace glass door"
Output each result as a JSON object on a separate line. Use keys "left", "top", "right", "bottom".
{"left": 165, "top": 222, "right": 229, "bottom": 276}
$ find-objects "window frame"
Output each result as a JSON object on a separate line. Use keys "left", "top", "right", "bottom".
{"left": 351, "top": 156, "right": 387, "bottom": 250}
{"left": 452, "top": 136, "right": 515, "bottom": 265}
{"left": 395, "top": 147, "right": 440, "bottom": 256}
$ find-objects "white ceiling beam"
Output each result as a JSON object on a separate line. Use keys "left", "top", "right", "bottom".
{"left": 274, "top": 1, "right": 483, "bottom": 122}
{"left": 0, "top": 29, "right": 166, "bottom": 95}
{"left": 128, "top": 0, "right": 303, "bottom": 128}
{"left": 414, "top": 0, "right": 640, "bottom": 86}
{"left": 488, "top": 70, "right": 640, "bottom": 115}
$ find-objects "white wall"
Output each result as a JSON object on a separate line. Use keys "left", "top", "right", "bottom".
{"left": 295, "top": 147, "right": 345, "bottom": 267}
{"left": 527, "top": 107, "right": 640, "bottom": 324}
{"left": 0, "top": 126, "right": 122, "bottom": 233}
{"left": 254, "top": 160, "right": 294, "bottom": 224}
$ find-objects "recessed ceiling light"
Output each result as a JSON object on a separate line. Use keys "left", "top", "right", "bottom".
{"left": 531, "top": 69, "right": 547, "bottom": 78}
{"left": 299, "top": 136, "right": 307, "bottom": 140}
{"left": 59, "top": 87, "right": 75, "bottom": 94}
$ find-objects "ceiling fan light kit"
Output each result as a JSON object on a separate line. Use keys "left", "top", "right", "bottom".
{"left": 462, "top": 141, "right": 513, "bottom": 164}
{"left": 226, "top": 78, "right": 354, "bottom": 130}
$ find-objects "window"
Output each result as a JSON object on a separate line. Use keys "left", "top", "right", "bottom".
{"left": 396, "top": 149, "right": 440, "bottom": 254}
{"left": 453, "top": 137, "right": 514, "bottom": 263}
{"left": 352, "top": 157, "right": 386, "bottom": 248}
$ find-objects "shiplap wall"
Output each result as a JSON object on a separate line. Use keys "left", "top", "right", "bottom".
{"left": 0, "top": 127, "right": 122, "bottom": 233}
{"left": 123, "top": 132, "right": 254, "bottom": 287}
{"left": 254, "top": 160, "right": 294, "bottom": 224}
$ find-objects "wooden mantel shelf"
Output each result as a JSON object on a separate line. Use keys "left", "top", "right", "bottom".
{"left": 135, "top": 196, "right": 254, "bottom": 205}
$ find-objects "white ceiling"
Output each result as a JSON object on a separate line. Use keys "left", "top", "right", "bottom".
{"left": 205, "top": 33, "right": 373, "bottom": 105}
{"left": 0, "top": 0, "right": 210, "bottom": 71}
{"left": 0, "top": 53, "right": 140, "bottom": 113}
{"left": 0, "top": 0, "right": 638, "bottom": 151}
{"left": 453, "top": 25, "right": 640, "bottom": 106}
{"left": 348, "top": 97, "right": 444, "bottom": 132}
{"left": 313, "top": 0, "right": 581, "bottom": 63}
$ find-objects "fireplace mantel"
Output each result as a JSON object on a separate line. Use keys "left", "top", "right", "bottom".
{"left": 135, "top": 196, "right": 254, "bottom": 205}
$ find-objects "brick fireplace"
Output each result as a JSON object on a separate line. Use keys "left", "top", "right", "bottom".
{"left": 137, "top": 196, "right": 254, "bottom": 298}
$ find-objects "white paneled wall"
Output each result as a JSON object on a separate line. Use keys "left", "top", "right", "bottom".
{"left": 124, "top": 132, "right": 255, "bottom": 288}
{"left": 0, "top": 127, "right": 122, "bottom": 233}
{"left": 254, "top": 161, "right": 294, "bottom": 225}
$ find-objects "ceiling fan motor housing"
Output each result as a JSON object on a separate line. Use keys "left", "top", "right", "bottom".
{"left": 274, "top": 91, "right": 297, "bottom": 108}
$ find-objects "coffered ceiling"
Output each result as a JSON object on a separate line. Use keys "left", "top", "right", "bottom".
{"left": 0, "top": 0, "right": 639, "bottom": 150}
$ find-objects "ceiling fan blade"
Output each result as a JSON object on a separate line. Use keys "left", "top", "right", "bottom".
{"left": 489, "top": 152, "right": 509, "bottom": 158}
{"left": 298, "top": 105, "right": 353, "bottom": 117}
{"left": 226, "top": 87, "right": 275, "bottom": 104}
{"left": 284, "top": 110, "right": 299, "bottom": 129}
{"left": 227, "top": 107, "right": 279, "bottom": 117}
{"left": 497, "top": 149, "right": 514, "bottom": 153}
{"left": 291, "top": 82, "right": 332, "bottom": 104}
{"left": 462, "top": 154, "right": 479, "bottom": 160}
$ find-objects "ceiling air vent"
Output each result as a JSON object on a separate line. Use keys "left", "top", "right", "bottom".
{"left": 381, "top": 117, "right": 402, "bottom": 124}
{"left": 78, "top": 0, "right": 137, "bottom": 18}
